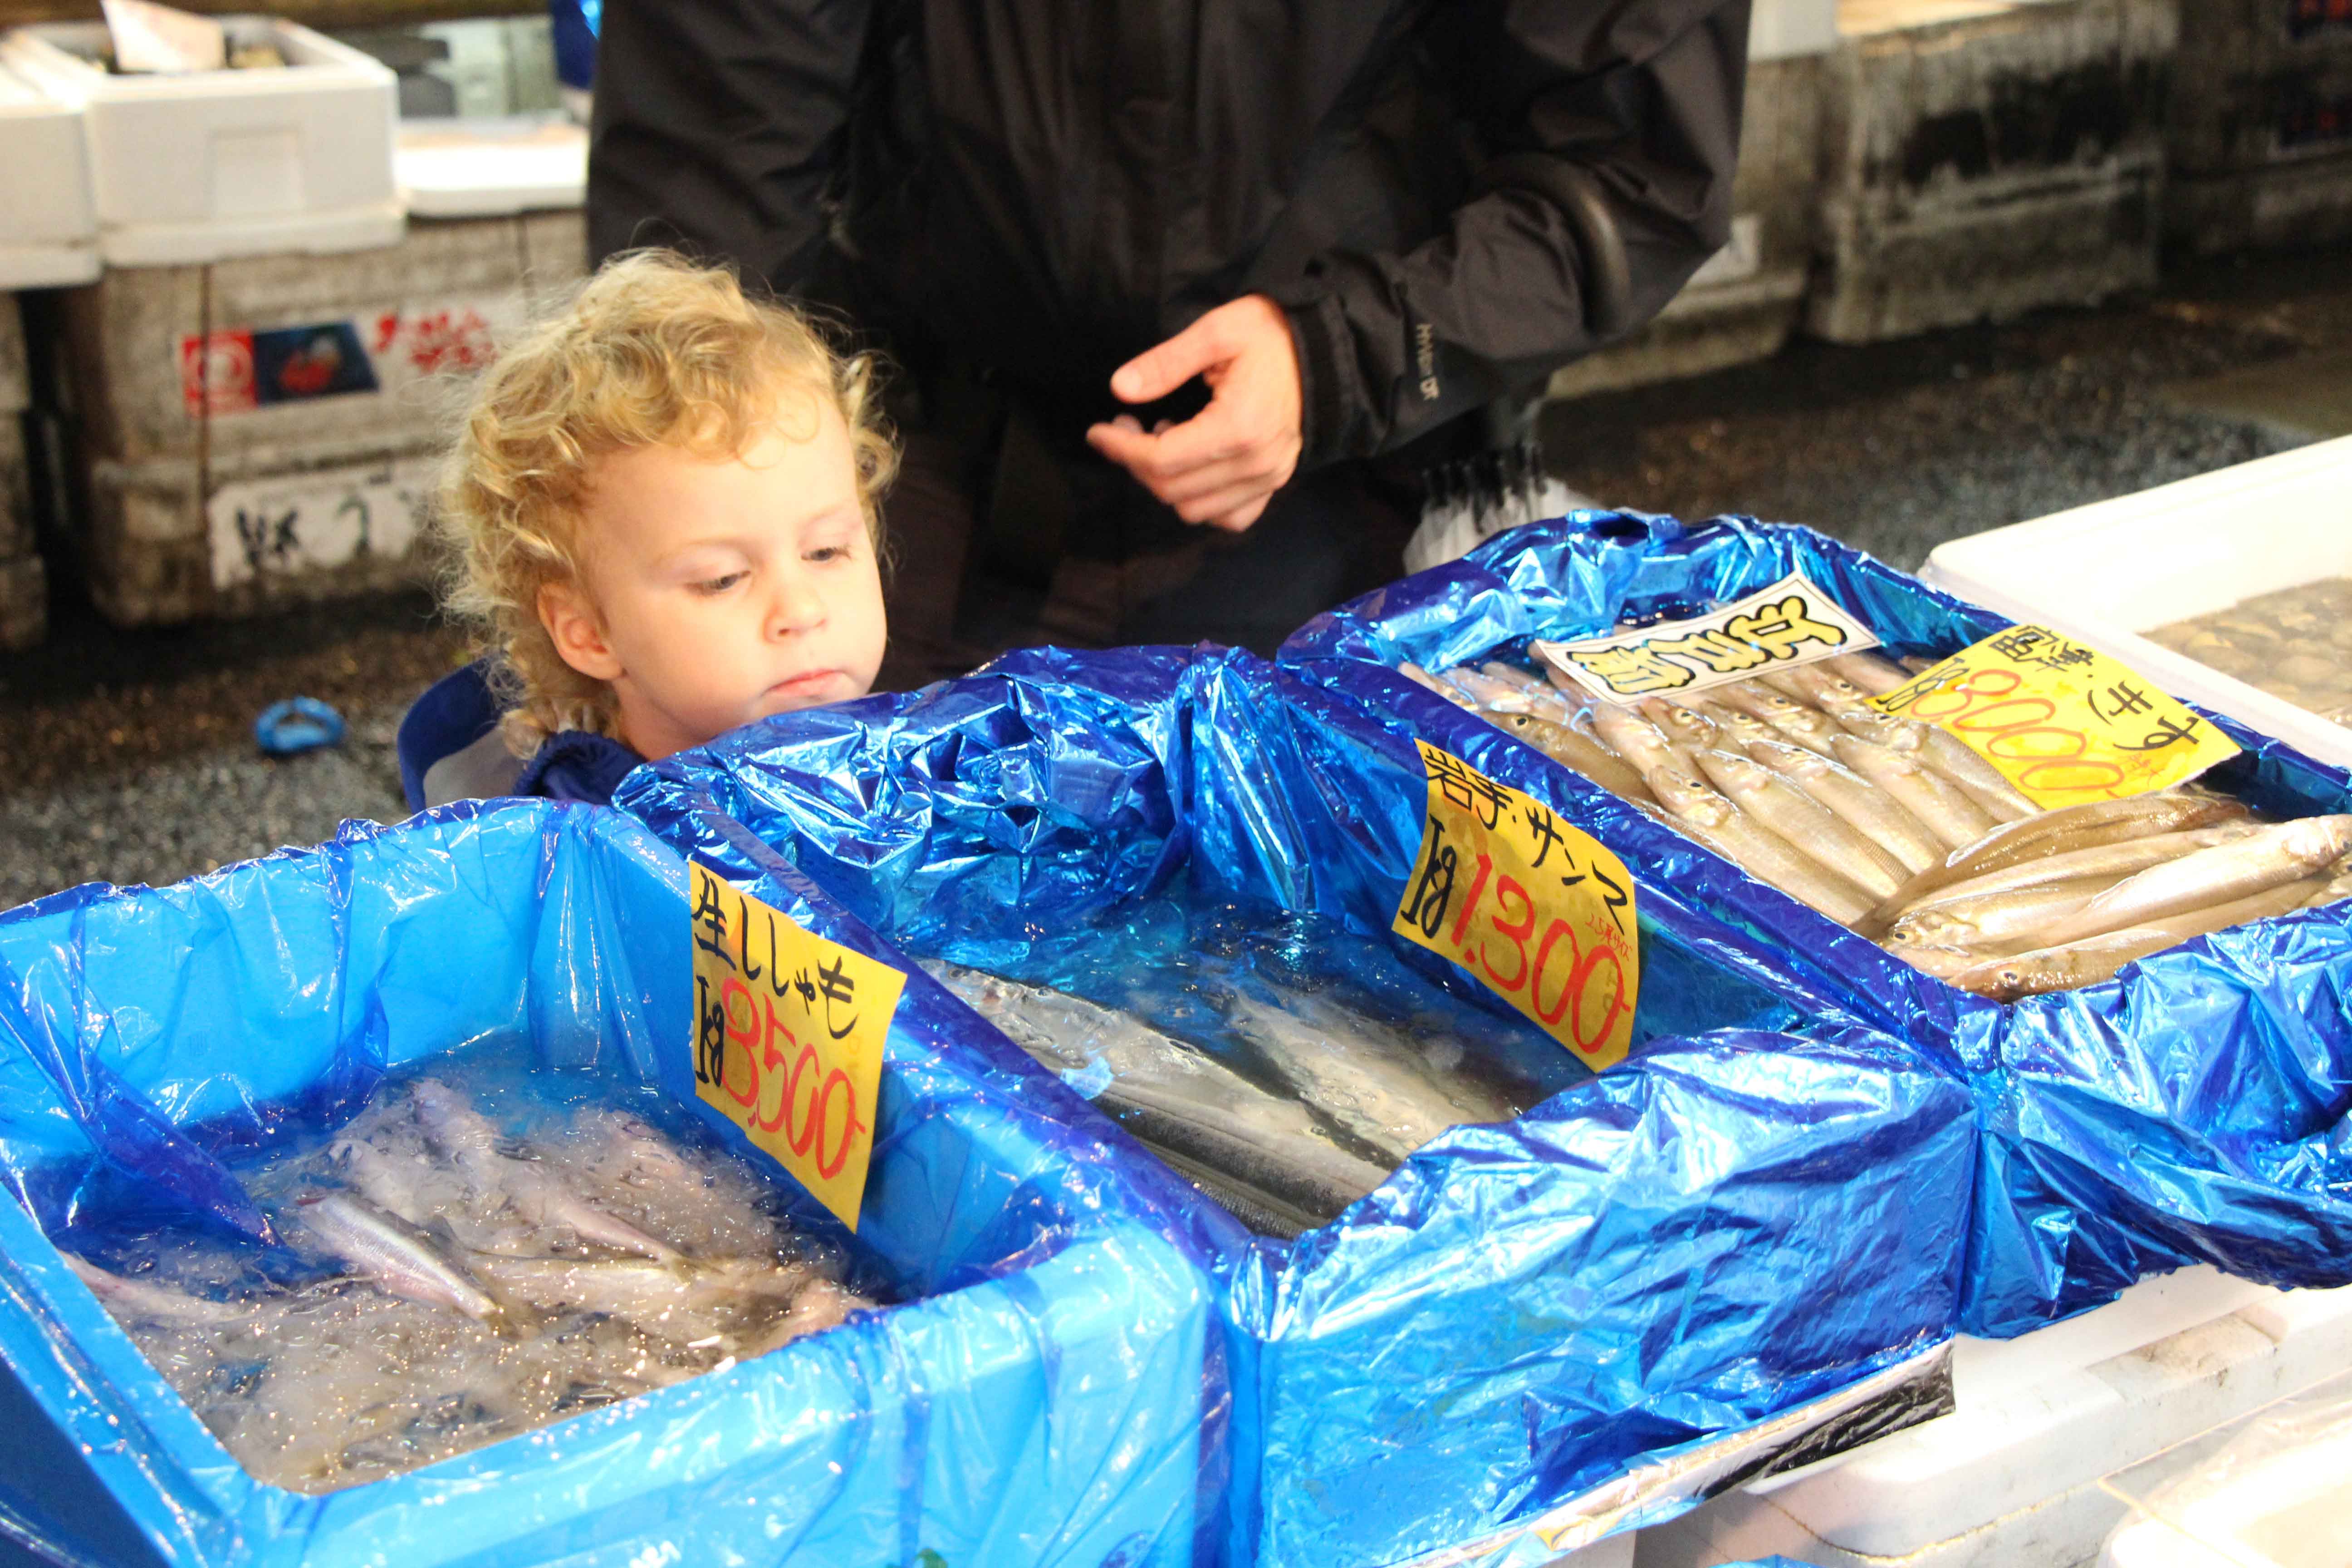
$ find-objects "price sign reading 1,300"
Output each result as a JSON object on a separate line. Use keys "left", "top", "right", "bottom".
{"left": 1393, "top": 740, "right": 1641, "bottom": 1070}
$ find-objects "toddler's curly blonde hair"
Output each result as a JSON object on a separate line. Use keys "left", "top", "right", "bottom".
{"left": 436, "top": 250, "right": 897, "bottom": 754}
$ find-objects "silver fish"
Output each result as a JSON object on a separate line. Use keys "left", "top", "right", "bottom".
{"left": 1441, "top": 666, "right": 1542, "bottom": 713}
{"left": 1886, "top": 876, "right": 2125, "bottom": 954}
{"left": 1828, "top": 734, "right": 1998, "bottom": 852}
{"left": 1889, "top": 823, "right": 2265, "bottom": 918}
{"left": 466, "top": 1255, "right": 799, "bottom": 1335}
{"left": 1825, "top": 651, "right": 1914, "bottom": 695}
{"left": 2032, "top": 816, "right": 2352, "bottom": 948}
{"left": 1950, "top": 877, "right": 2330, "bottom": 1000}
{"left": 295, "top": 1193, "right": 503, "bottom": 1322}
{"left": 412, "top": 1080, "right": 681, "bottom": 1262}
{"left": 1745, "top": 738, "right": 1946, "bottom": 875}
{"left": 936, "top": 966, "right": 1396, "bottom": 1224}
{"left": 1859, "top": 791, "right": 2256, "bottom": 926}
{"left": 1691, "top": 747, "right": 1908, "bottom": 898}
{"left": 743, "top": 1278, "right": 868, "bottom": 1358}
{"left": 1588, "top": 702, "right": 1688, "bottom": 778}
{"left": 1780, "top": 663, "right": 1879, "bottom": 716}
{"left": 1833, "top": 708, "right": 2038, "bottom": 823}
{"left": 62, "top": 1254, "right": 252, "bottom": 1327}
{"left": 1220, "top": 989, "right": 1516, "bottom": 1166}
{"left": 1700, "top": 700, "right": 1783, "bottom": 757}
{"left": 1495, "top": 711, "right": 1656, "bottom": 806}
{"left": 1639, "top": 696, "right": 1722, "bottom": 753}
{"left": 1644, "top": 764, "right": 1875, "bottom": 924}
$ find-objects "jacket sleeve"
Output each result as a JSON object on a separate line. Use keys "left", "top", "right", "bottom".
{"left": 586, "top": 0, "right": 874, "bottom": 293}
{"left": 1269, "top": 0, "right": 1753, "bottom": 469}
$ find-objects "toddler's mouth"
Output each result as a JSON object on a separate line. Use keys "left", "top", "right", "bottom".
{"left": 767, "top": 670, "right": 846, "bottom": 700}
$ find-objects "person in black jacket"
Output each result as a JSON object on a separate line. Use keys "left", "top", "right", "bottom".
{"left": 588, "top": 0, "right": 1751, "bottom": 686}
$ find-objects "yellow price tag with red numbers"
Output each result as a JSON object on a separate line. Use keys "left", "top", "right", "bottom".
{"left": 1872, "top": 626, "right": 2239, "bottom": 807}
{"left": 688, "top": 862, "right": 905, "bottom": 1230}
{"left": 1393, "top": 741, "right": 1641, "bottom": 1070}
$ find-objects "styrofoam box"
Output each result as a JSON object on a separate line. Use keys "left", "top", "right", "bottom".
{"left": 0, "top": 58, "right": 97, "bottom": 288}
{"left": 1635, "top": 1269, "right": 2352, "bottom": 1568}
{"left": 0, "top": 17, "right": 400, "bottom": 267}
{"left": 396, "top": 116, "right": 584, "bottom": 218}
{"left": 2102, "top": 1389, "right": 2352, "bottom": 1568}
{"left": 1919, "top": 436, "right": 2352, "bottom": 770}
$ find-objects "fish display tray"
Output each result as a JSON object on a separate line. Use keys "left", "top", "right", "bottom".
{"left": 1920, "top": 436, "right": 2352, "bottom": 769}
{"left": 0, "top": 802, "right": 1221, "bottom": 1568}
{"left": 1643, "top": 1268, "right": 2352, "bottom": 1567}
{"left": 617, "top": 646, "right": 1977, "bottom": 1568}
{"left": 1280, "top": 512, "right": 2352, "bottom": 1342}
{"left": 0, "top": 17, "right": 400, "bottom": 268}
{"left": 0, "top": 55, "right": 97, "bottom": 289}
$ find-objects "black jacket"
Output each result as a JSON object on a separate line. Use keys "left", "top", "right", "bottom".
{"left": 588, "top": 0, "right": 1750, "bottom": 470}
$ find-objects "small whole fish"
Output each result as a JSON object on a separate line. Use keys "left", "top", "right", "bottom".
{"left": 62, "top": 1254, "right": 253, "bottom": 1328}
{"left": 1887, "top": 876, "right": 2124, "bottom": 954}
{"left": 1710, "top": 684, "right": 1844, "bottom": 758}
{"left": 1886, "top": 823, "right": 2264, "bottom": 924}
{"left": 1862, "top": 791, "right": 2256, "bottom": 926}
{"left": 1745, "top": 738, "right": 1946, "bottom": 875}
{"left": 1828, "top": 734, "right": 1998, "bottom": 852}
{"left": 2030, "top": 815, "right": 2352, "bottom": 948}
{"left": 1588, "top": 702, "right": 1690, "bottom": 779}
{"left": 1645, "top": 764, "right": 1875, "bottom": 924}
{"left": 1497, "top": 711, "right": 1656, "bottom": 806}
{"left": 1825, "top": 651, "right": 1914, "bottom": 695}
{"left": 412, "top": 1081, "right": 681, "bottom": 1263}
{"left": 1691, "top": 747, "right": 1909, "bottom": 898}
{"left": 295, "top": 1193, "right": 504, "bottom": 1323}
{"left": 743, "top": 1279, "right": 869, "bottom": 1359}
{"left": 1639, "top": 696, "right": 1722, "bottom": 753}
{"left": 1832, "top": 708, "right": 2038, "bottom": 823}
{"left": 1950, "top": 877, "right": 2331, "bottom": 1000}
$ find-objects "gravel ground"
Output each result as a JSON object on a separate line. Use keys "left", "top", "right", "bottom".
{"left": 4, "top": 247, "right": 2346, "bottom": 910}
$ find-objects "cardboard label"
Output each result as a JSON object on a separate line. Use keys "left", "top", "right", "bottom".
{"left": 1393, "top": 742, "right": 1641, "bottom": 1070}
{"left": 689, "top": 864, "right": 904, "bottom": 1230}
{"left": 206, "top": 455, "right": 436, "bottom": 590}
{"left": 1871, "top": 625, "right": 2242, "bottom": 806}
{"left": 1531, "top": 572, "right": 1878, "bottom": 704}
{"left": 179, "top": 294, "right": 520, "bottom": 418}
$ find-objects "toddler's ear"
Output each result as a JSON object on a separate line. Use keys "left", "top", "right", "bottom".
{"left": 538, "top": 582, "right": 624, "bottom": 682}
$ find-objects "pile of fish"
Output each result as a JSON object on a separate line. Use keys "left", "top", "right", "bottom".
{"left": 62, "top": 1072, "right": 873, "bottom": 1493}
{"left": 1402, "top": 647, "right": 2352, "bottom": 1000}
{"left": 928, "top": 904, "right": 1562, "bottom": 1235}
{"left": 2147, "top": 577, "right": 2352, "bottom": 728}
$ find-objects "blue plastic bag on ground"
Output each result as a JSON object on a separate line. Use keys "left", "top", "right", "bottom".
{"left": 1280, "top": 512, "right": 2352, "bottom": 1337}
{"left": 616, "top": 646, "right": 1975, "bottom": 1568}
{"left": 0, "top": 801, "right": 1222, "bottom": 1568}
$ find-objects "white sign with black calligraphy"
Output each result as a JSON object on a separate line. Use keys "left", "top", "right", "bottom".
{"left": 206, "top": 455, "right": 436, "bottom": 590}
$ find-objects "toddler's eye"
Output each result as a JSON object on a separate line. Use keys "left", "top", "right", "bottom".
{"left": 693, "top": 572, "right": 747, "bottom": 594}
{"left": 804, "top": 544, "right": 849, "bottom": 564}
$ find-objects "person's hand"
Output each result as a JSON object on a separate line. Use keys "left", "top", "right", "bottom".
{"left": 1085, "top": 294, "right": 1303, "bottom": 533}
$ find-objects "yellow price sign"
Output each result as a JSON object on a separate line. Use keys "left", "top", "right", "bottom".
{"left": 1871, "top": 625, "right": 2241, "bottom": 807}
{"left": 688, "top": 862, "right": 906, "bottom": 1230}
{"left": 1392, "top": 741, "right": 1642, "bottom": 1070}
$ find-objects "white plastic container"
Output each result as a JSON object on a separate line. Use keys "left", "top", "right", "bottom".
{"left": 0, "top": 57, "right": 97, "bottom": 287}
{"left": 1919, "top": 437, "right": 2352, "bottom": 770}
{"left": 0, "top": 16, "right": 400, "bottom": 267}
{"left": 395, "top": 116, "right": 584, "bottom": 218}
{"left": 1635, "top": 1269, "right": 2352, "bottom": 1568}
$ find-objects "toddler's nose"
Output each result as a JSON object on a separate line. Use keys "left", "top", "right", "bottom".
{"left": 766, "top": 571, "right": 827, "bottom": 636}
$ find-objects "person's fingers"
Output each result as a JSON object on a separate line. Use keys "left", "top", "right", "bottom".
{"left": 1115, "top": 413, "right": 1144, "bottom": 433}
{"left": 1154, "top": 452, "right": 1273, "bottom": 508}
{"left": 1172, "top": 478, "right": 1278, "bottom": 528}
{"left": 1109, "top": 312, "right": 1233, "bottom": 405}
{"left": 1085, "top": 420, "right": 1154, "bottom": 468}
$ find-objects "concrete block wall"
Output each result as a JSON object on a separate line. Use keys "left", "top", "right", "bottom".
{"left": 2168, "top": 0, "right": 2352, "bottom": 250}
{"left": 1808, "top": 0, "right": 2176, "bottom": 344}
{"left": 0, "top": 294, "right": 44, "bottom": 651}
{"left": 55, "top": 210, "right": 587, "bottom": 627}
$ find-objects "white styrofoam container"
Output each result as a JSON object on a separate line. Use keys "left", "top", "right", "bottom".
{"left": 0, "top": 57, "right": 97, "bottom": 288}
{"left": 1918, "top": 436, "right": 2352, "bottom": 770}
{"left": 0, "top": 17, "right": 401, "bottom": 267}
{"left": 1635, "top": 1269, "right": 2352, "bottom": 1568}
{"left": 395, "top": 116, "right": 583, "bottom": 218}
{"left": 2102, "top": 1389, "right": 2352, "bottom": 1568}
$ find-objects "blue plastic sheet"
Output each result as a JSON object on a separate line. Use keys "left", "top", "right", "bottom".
{"left": 1280, "top": 512, "right": 2352, "bottom": 1337}
{"left": 617, "top": 645, "right": 1974, "bottom": 1568}
{"left": 0, "top": 801, "right": 1222, "bottom": 1568}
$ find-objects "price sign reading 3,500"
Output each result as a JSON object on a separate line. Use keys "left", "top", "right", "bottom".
{"left": 1393, "top": 741, "right": 1642, "bottom": 1070}
{"left": 689, "top": 863, "right": 906, "bottom": 1230}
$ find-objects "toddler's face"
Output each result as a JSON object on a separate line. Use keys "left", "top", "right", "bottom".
{"left": 544, "top": 399, "right": 886, "bottom": 761}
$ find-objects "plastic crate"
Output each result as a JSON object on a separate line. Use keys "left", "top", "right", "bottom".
{"left": 1919, "top": 436, "right": 2352, "bottom": 769}
{"left": 0, "top": 16, "right": 399, "bottom": 268}
{"left": 0, "top": 57, "right": 96, "bottom": 289}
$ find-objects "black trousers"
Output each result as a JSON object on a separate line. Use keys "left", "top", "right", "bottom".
{"left": 874, "top": 370, "right": 1474, "bottom": 692}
